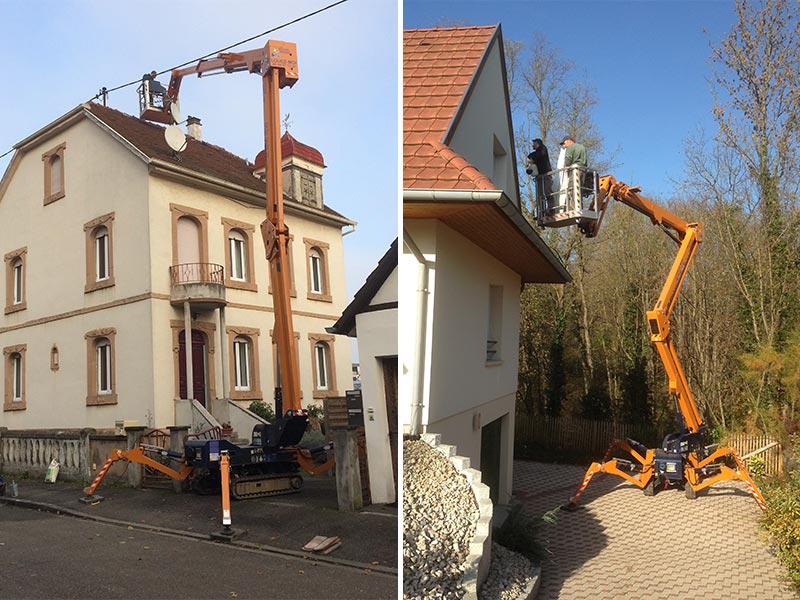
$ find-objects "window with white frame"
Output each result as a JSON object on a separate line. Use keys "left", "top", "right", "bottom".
{"left": 96, "top": 338, "right": 112, "bottom": 394}
{"left": 12, "top": 258, "right": 23, "bottom": 304}
{"left": 10, "top": 352, "right": 22, "bottom": 402}
{"left": 314, "top": 342, "right": 329, "bottom": 390}
{"left": 233, "top": 336, "right": 251, "bottom": 391}
{"left": 229, "top": 230, "right": 247, "bottom": 281}
{"left": 309, "top": 249, "right": 323, "bottom": 294}
{"left": 84, "top": 214, "right": 115, "bottom": 292}
{"left": 4, "top": 248, "right": 27, "bottom": 314}
{"left": 95, "top": 227, "right": 110, "bottom": 281}
{"left": 4, "top": 344, "right": 26, "bottom": 411}
{"left": 85, "top": 328, "right": 116, "bottom": 405}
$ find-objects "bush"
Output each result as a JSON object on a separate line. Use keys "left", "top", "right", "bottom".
{"left": 306, "top": 403, "right": 324, "bottom": 419}
{"left": 248, "top": 400, "right": 275, "bottom": 422}
{"left": 761, "top": 470, "right": 800, "bottom": 592}
{"left": 494, "top": 503, "right": 557, "bottom": 562}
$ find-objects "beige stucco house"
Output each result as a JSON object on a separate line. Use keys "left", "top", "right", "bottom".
{"left": 401, "top": 25, "right": 570, "bottom": 509}
{"left": 0, "top": 102, "right": 353, "bottom": 434}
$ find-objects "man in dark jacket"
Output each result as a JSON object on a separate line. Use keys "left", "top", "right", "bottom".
{"left": 526, "top": 138, "right": 553, "bottom": 208}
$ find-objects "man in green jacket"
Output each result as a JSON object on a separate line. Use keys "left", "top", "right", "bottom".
{"left": 561, "top": 136, "right": 589, "bottom": 203}
{"left": 561, "top": 136, "right": 587, "bottom": 168}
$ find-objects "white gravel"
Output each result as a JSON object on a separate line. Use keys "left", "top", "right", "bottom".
{"left": 403, "top": 438, "right": 478, "bottom": 599}
{"left": 403, "top": 438, "right": 540, "bottom": 600}
{"left": 479, "top": 542, "right": 538, "bottom": 600}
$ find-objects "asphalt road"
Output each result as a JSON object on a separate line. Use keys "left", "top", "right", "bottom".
{"left": 0, "top": 504, "right": 397, "bottom": 599}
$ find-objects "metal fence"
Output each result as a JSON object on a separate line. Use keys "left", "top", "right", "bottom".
{"left": 169, "top": 262, "right": 224, "bottom": 285}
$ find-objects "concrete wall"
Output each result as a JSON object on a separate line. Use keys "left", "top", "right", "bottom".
{"left": 357, "top": 267, "right": 398, "bottom": 504}
{"left": 447, "top": 38, "right": 519, "bottom": 207}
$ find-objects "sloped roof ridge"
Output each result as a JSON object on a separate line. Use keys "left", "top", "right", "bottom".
{"left": 430, "top": 142, "right": 497, "bottom": 190}
{"left": 404, "top": 24, "right": 497, "bottom": 33}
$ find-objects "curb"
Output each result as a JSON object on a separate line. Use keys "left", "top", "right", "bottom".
{"left": 0, "top": 495, "right": 397, "bottom": 576}
{"left": 420, "top": 433, "right": 493, "bottom": 600}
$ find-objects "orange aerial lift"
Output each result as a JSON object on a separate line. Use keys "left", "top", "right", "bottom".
{"left": 84, "top": 41, "right": 334, "bottom": 501}
{"left": 533, "top": 166, "right": 767, "bottom": 511}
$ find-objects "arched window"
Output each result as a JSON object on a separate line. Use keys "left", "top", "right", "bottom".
{"left": 96, "top": 338, "right": 112, "bottom": 395}
{"left": 314, "top": 342, "right": 329, "bottom": 390}
{"left": 309, "top": 248, "right": 323, "bottom": 294}
{"left": 42, "top": 143, "right": 66, "bottom": 204}
{"left": 10, "top": 352, "right": 22, "bottom": 402}
{"left": 4, "top": 344, "right": 27, "bottom": 410}
{"left": 49, "top": 154, "right": 63, "bottom": 195}
{"left": 85, "top": 328, "right": 117, "bottom": 406}
{"left": 95, "top": 226, "right": 110, "bottom": 281}
{"left": 233, "top": 336, "right": 251, "bottom": 391}
{"left": 11, "top": 258, "right": 23, "bottom": 305}
{"left": 229, "top": 229, "right": 247, "bottom": 281}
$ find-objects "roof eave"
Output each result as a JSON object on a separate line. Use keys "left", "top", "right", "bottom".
{"left": 403, "top": 187, "right": 571, "bottom": 283}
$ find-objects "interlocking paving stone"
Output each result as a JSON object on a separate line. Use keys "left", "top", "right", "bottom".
{"left": 513, "top": 460, "right": 797, "bottom": 600}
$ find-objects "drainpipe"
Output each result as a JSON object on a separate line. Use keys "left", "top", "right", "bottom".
{"left": 403, "top": 228, "right": 430, "bottom": 437}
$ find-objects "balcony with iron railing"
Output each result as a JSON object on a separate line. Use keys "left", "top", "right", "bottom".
{"left": 169, "top": 263, "right": 226, "bottom": 309}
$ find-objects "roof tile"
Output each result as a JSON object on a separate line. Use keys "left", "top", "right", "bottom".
{"left": 403, "top": 25, "right": 499, "bottom": 191}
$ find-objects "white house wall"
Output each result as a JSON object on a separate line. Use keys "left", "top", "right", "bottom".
{"left": 399, "top": 219, "right": 438, "bottom": 431}
{"left": 447, "top": 38, "right": 519, "bottom": 207}
{"left": 427, "top": 221, "right": 521, "bottom": 423}
{"left": 356, "top": 303, "right": 398, "bottom": 504}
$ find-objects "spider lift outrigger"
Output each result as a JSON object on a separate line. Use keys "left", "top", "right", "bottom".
{"left": 533, "top": 165, "right": 767, "bottom": 511}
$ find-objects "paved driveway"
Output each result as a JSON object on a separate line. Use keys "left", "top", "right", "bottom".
{"left": 513, "top": 460, "right": 797, "bottom": 600}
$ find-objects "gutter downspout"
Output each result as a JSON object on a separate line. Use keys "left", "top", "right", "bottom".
{"left": 403, "top": 228, "right": 431, "bottom": 437}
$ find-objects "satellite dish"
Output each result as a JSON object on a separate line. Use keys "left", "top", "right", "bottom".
{"left": 170, "top": 101, "right": 183, "bottom": 124}
{"left": 164, "top": 125, "right": 187, "bottom": 152}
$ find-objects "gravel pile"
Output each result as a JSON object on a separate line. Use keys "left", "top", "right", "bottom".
{"left": 403, "top": 439, "right": 479, "bottom": 599}
{"left": 478, "top": 543, "right": 537, "bottom": 600}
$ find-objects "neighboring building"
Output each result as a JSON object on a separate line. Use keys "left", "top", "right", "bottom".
{"left": 329, "top": 239, "right": 398, "bottom": 504}
{"left": 0, "top": 102, "right": 354, "bottom": 432}
{"left": 401, "top": 26, "right": 570, "bottom": 508}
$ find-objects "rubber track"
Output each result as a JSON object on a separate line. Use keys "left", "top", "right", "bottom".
{"left": 231, "top": 474, "right": 303, "bottom": 500}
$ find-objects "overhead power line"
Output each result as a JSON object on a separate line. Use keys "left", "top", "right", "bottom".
{"left": 89, "top": 0, "right": 349, "bottom": 101}
{"left": 0, "top": 0, "right": 350, "bottom": 162}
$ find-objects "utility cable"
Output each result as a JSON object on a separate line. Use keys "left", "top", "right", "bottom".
{"left": 88, "top": 0, "right": 349, "bottom": 101}
{"left": 0, "top": 0, "right": 349, "bottom": 161}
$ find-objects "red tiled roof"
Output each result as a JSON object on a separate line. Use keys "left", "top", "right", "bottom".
{"left": 404, "top": 26, "right": 497, "bottom": 190}
{"left": 253, "top": 131, "right": 325, "bottom": 171}
{"left": 84, "top": 102, "right": 346, "bottom": 220}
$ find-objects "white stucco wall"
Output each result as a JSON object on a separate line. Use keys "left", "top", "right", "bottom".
{"left": 400, "top": 219, "right": 522, "bottom": 504}
{"left": 357, "top": 307, "right": 398, "bottom": 504}
{"left": 357, "top": 267, "right": 398, "bottom": 504}
{"left": 447, "top": 38, "right": 519, "bottom": 207}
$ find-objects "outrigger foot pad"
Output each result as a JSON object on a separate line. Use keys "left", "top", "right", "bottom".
{"left": 560, "top": 502, "right": 579, "bottom": 512}
{"left": 79, "top": 495, "right": 104, "bottom": 504}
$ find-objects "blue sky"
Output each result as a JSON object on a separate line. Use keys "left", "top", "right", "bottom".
{"left": 404, "top": 0, "right": 737, "bottom": 199}
{"left": 0, "top": 0, "right": 398, "bottom": 299}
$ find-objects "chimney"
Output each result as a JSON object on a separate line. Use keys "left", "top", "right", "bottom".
{"left": 186, "top": 116, "right": 202, "bottom": 141}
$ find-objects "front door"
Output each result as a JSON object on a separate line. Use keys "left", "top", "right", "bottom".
{"left": 179, "top": 330, "right": 208, "bottom": 406}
